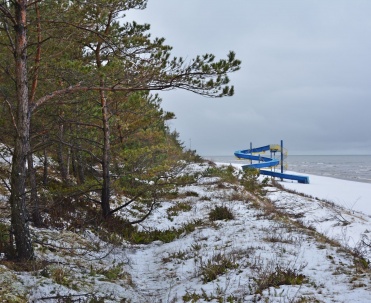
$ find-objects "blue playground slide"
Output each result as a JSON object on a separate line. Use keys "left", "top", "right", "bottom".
{"left": 234, "top": 145, "right": 309, "bottom": 184}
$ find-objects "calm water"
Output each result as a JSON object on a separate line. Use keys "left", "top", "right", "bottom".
{"left": 205, "top": 155, "right": 371, "bottom": 184}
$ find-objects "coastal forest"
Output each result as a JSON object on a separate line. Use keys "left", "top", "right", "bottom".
{"left": 0, "top": 0, "right": 240, "bottom": 261}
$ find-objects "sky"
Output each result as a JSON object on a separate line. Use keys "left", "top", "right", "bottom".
{"left": 126, "top": 0, "right": 371, "bottom": 156}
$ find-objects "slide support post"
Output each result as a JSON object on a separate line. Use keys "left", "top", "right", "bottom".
{"left": 250, "top": 142, "right": 252, "bottom": 165}
{"left": 281, "top": 140, "right": 283, "bottom": 174}
{"left": 281, "top": 140, "right": 284, "bottom": 181}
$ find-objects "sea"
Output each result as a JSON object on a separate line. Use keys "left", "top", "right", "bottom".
{"left": 204, "top": 155, "right": 371, "bottom": 184}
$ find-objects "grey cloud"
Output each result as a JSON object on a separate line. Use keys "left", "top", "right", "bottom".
{"left": 126, "top": 0, "right": 371, "bottom": 155}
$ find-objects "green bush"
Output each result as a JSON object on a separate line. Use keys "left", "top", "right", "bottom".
{"left": 122, "top": 220, "right": 204, "bottom": 244}
{"left": 240, "top": 167, "right": 266, "bottom": 196}
{"left": 204, "top": 165, "right": 239, "bottom": 184}
{"left": 209, "top": 206, "right": 234, "bottom": 221}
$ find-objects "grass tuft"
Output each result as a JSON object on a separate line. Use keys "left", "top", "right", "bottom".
{"left": 254, "top": 264, "right": 306, "bottom": 294}
{"left": 200, "top": 252, "right": 238, "bottom": 283}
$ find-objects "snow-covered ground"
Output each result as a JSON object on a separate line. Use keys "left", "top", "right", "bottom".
{"left": 1, "top": 162, "right": 371, "bottom": 302}
{"left": 276, "top": 171, "right": 371, "bottom": 216}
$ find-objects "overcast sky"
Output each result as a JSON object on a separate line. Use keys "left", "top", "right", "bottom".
{"left": 126, "top": 1, "right": 371, "bottom": 155}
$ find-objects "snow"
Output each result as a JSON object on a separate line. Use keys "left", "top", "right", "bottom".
{"left": 277, "top": 171, "right": 371, "bottom": 215}
{"left": 1, "top": 162, "right": 371, "bottom": 302}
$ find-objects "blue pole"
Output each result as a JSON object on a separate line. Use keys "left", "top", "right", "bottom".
{"left": 250, "top": 142, "right": 252, "bottom": 164}
{"left": 281, "top": 140, "right": 283, "bottom": 174}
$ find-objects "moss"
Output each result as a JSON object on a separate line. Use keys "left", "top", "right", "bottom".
{"left": 0, "top": 266, "right": 27, "bottom": 302}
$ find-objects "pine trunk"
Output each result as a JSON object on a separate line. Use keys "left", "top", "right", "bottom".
{"left": 9, "top": 0, "right": 34, "bottom": 260}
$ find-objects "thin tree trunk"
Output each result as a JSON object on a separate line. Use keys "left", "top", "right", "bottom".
{"left": 57, "top": 122, "right": 68, "bottom": 184}
{"left": 71, "top": 145, "right": 77, "bottom": 179}
{"left": 42, "top": 145, "right": 48, "bottom": 186}
{"left": 73, "top": 125, "right": 85, "bottom": 185}
{"left": 9, "top": 0, "right": 34, "bottom": 260}
{"left": 67, "top": 147, "right": 71, "bottom": 180}
{"left": 100, "top": 88, "right": 111, "bottom": 218}
{"left": 28, "top": 152, "right": 42, "bottom": 227}
{"left": 95, "top": 21, "right": 113, "bottom": 218}
{"left": 76, "top": 150, "right": 85, "bottom": 184}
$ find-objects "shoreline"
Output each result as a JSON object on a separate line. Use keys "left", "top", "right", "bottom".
{"left": 213, "top": 160, "right": 371, "bottom": 184}
{"left": 280, "top": 168, "right": 371, "bottom": 185}
{"left": 216, "top": 162, "right": 371, "bottom": 217}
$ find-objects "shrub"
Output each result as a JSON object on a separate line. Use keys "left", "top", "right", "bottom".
{"left": 50, "top": 266, "right": 71, "bottom": 287}
{"left": 203, "top": 165, "right": 239, "bottom": 184}
{"left": 200, "top": 252, "right": 238, "bottom": 283}
{"left": 240, "top": 167, "right": 266, "bottom": 196}
{"left": 95, "top": 263, "right": 131, "bottom": 282}
{"left": 254, "top": 265, "right": 306, "bottom": 294}
{"left": 0, "top": 223, "right": 9, "bottom": 253}
{"left": 209, "top": 206, "right": 234, "bottom": 221}
{"left": 0, "top": 223, "right": 15, "bottom": 258}
{"left": 121, "top": 220, "right": 204, "bottom": 244}
{"left": 184, "top": 191, "right": 199, "bottom": 197}
{"left": 167, "top": 202, "right": 192, "bottom": 218}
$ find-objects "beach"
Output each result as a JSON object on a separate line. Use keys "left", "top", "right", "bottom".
{"left": 207, "top": 152, "right": 371, "bottom": 221}
{"left": 276, "top": 171, "right": 371, "bottom": 215}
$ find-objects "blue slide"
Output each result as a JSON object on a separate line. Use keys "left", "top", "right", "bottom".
{"left": 234, "top": 145, "right": 309, "bottom": 184}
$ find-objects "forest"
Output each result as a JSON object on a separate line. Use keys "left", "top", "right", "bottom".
{"left": 0, "top": 0, "right": 240, "bottom": 261}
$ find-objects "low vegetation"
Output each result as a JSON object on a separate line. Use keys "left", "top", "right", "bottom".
{"left": 208, "top": 205, "right": 235, "bottom": 221}
{"left": 253, "top": 264, "right": 307, "bottom": 295}
{"left": 199, "top": 252, "right": 239, "bottom": 283}
{"left": 0, "top": 145, "right": 370, "bottom": 301}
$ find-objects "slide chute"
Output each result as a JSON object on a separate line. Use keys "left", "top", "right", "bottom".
{"left": 234, "top": 144, "right": 309, "bottom": 184}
